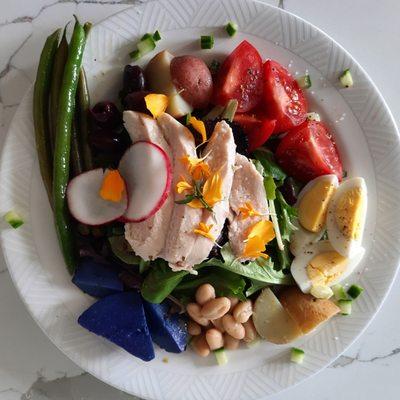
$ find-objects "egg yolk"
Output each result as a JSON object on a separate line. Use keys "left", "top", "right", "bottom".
{"left": 307, "top": 251, "right": 348, "bottom": 286}
{"left": 335, "top": 187, "right": 364, "bottom": 239}
{"left": 298, "top": 180, "right": 337, "bottom": 233}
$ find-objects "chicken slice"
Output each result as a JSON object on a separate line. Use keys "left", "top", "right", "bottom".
{"left": 157, "top": 112, "right": 202, "bottom": 271}
{"left": 123, "top": 111, "right": 174, "bottom": 260}
{"left": 185, "top": 121, "right": 236, "bottom": 266}
{"left": 229, "top": 153, "right": 269, "bottom": 260}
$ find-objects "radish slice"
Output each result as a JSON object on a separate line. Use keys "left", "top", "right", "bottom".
{"left": 67, "top": 168, "right": 128, "bottom": 226}
{"left": 119, "top": 141, "right": 172, "bottom": 222}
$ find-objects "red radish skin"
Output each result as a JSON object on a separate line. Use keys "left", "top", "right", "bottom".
{"left": 67, "top": 168, "right": 128, "bottom": 226}
{"left": 119, "top": 141, "right": 172, "bottom": 223}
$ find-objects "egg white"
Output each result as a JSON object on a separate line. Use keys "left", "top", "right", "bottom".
{"left": 289, "top": 221, "right": 325, "bottom": 257}
{"left": 327, "top": 177, "right": 367, "bottom": 258}
{"left": 291, "top": 240, "right": 365, "bottom": 293}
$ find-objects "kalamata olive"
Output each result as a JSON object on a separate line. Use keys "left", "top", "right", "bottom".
{"left": 90, "top": 102, "right": 121, "bottom": 129}
{"left": 123, "top": 65, "right": 146, "bottom": 94}
{"left": 279, "top": 177, "right": 299, "bottom": 206}
{"left": 89, "top": 126, "right": 130, "bottom": 153}
{"left": 123, "top": 90, "right": 150, "bottom": 114}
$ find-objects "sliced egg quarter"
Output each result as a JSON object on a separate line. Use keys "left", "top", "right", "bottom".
{"left": 297, "top": 174, "right": 339, "bottom": 233}
{"left": 291, "top": 241, "right": 365, "bottom": 293}
{"left": 289, "top": 222, "right": 325, "bottom": 257}
{"left": 327, "top": 177, "right": 367, "bottom": 257}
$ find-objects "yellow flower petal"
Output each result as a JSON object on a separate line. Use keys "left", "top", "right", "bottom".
{"left": 176, "top": 177, "right": 193, "bottom": 194}
{"left": 242, "top": 236, "right": 269, "bottom": 259}
{"left": 203, "top": 172, "right": 223, "bottom": 207}
{"left": 193, "top": 222, "right": 215, "bottom": 241}
{"left": 188, "top": 116, "right": 207, "bottom": 143}
{"left": 180, "top": 155, "right": 211, "bottom": 180}
{"left": 238, "top": 202, "right": 262, "bottom": 219}
{"left": 246, "top": 220, "right": 275, "bottom": 244}
{"left": 145, "top": 93, "right": 169, "bottom": 118}
{"left": 99, "top": 170, "right": 125, "bottom": 203}
{"left": 187, "top": 199, "right": 204, "bottom": 209}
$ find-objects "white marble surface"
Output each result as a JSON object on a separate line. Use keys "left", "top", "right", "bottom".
{"left": 0, "top": 0, "right": 399, "bottom": 399}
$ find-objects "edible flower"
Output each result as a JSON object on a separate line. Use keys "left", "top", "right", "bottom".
{"left": 144, "top": 93, "right": 169, "bottom": 118}
{"left": 238, "top": 202, "right": 262, "bottom": 219}
{"left": 241, "top": 220, "right": 275, "bottom": 259}
{"left": 99, "top": 170, "right": 126, "bottom": 202}
{"left": 176, "top": 176, "right": 193, "bottom": 194}
{"left": 180, "top": 155, "right": 211, "bottom": 180}
{"left": 202, "top": 172, "right": 223, "bottom": 207}
{"left": 242, "top": 236, "right": 270, "bottom": 259}
{"left": 188, "top": 116, "right": 207, "bottom": 143}
{"left": 193, "top": 222, "right": 215, "bottom": 241}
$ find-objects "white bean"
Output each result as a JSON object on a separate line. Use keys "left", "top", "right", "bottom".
{"left": 233, "top": 300, "right": 253, "bottom": 323}
{"left": 201, "top": 297, "right": 231, "bottom": 320}
{"left": 228, "top": 296, "right": 239, "bottom": 312}
{"left": 211, "top": 317, "right": 225, "bottom": 333}
{"left": 192, "top": 334, "right": 210, "bottom": 357}
{"left": 223, "top": 333, "right": 240, "bottom": 350}
{"left": 243, "top": 318, "right": 258, "bottom": 343}
{"left": 195, "top": 283, "right": 216, "bottom": 305}
{"left": 186, "top": 303, "right": 209, "bottom": 326}
{"left": 188, "top": 320, "right": 202, "bottom": 336}
{"left": 222, "top": 314, "right": 245, "bottom": 340}
{"left": 205, "top": 328, "right": 224, "bottom": 350}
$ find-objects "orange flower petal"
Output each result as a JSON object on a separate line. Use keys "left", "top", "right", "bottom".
{"left": 241, "top": 236, "right": 269, "bottom": 259}
{"left": 246, "top": 220, "right": 275, "bottom": 244}
{"left": 193, "top": 222, "right": 215, "bottom": 241}
{"left": 238, "top": 202, "right": 262, "bottom": 219}
{"left": 99, "top": 170, "right": 126, "bottom": 202}
{"left": 188, "top": 116, "right": 207, "bottom": 143}
{"left": 176, "top": 177, "right": 193, "bottom": 194}
{"left": 145, "top": 93, "right": 169, "bottom": 118}
{"left": 203, "top": 172, "right": 223, "bottom": 207}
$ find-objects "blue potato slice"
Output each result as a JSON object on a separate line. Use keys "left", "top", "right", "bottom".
{"left": 72, "top": 259, "right": 123, "bottom": 298}
{"left": 144, "top": 300, "right": 188, "bottom": 353}
{"left": 78, "top": 291, "right": 155, "bottom": 361}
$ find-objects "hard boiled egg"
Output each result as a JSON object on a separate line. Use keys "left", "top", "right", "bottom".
{"left": 290, "top": 221, "right": 326, "bottom": 257}
{"left": 327, "top": 177, "right": 367, "bottom": 257}
{"left": 297, "top": 174, "right": 339, "bottom": 233}
{"left": 291, "top": 240, "right": 365, "bottom": 293}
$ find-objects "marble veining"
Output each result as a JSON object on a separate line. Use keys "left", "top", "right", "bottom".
{"left": 0, "top": 0, "right": 399, "bottom": 399}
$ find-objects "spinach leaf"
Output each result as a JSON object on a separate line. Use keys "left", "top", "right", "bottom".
{"left": 108, "top": 236, "right": 141, "bottom": 265}
{"left": 200, "top": 244, "right": 293, "bottom": 285}
{"left": 174, "top": 269, "right": 246, "bottom": 301}
{"left": 253, "top": 148, "right": 287, "bottom": 183}
{"left": 275, "top": 190, "right": 298, "bottom": 242}
{"left": 246, "top": 279, "right": 270, "bottom": 297}
{"left": 141, "top": 260, "right": 189, "bottom": 303}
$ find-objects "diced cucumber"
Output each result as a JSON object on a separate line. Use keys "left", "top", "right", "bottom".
{"left": 339, "top": 68, "right": 354, "bottom": 88}
{"left": 204, "top": 105, "right": 225, "bottom": 120}
{"left": 185, "top": 113, "right": 192, "bottom": 125}
{"left": 129, "top": 49, "right": 141, "bottom": 61}
{"left": 306, "top": 112, "right": 321, "bottom": 122}
{"left": 4, "top": 210, "right": 24, "bottom": 229}
{"left": 338, "top": 299, "right": 352, "bottom": 315}
{"left": 214, "top": 348, "right": 228, "bottom": 366}
{"left": 297, "top": 74, "right": 312, "bottom": 89}
{"left": 209, "top": 59, "right": 220, "bottom": 74}
{"left": 153, "top": 30, "right": 161, "bottom": 41}
{"left": 347, "top": 284, "right": 363, "bottom": 299}
{"left": 141, "top": 33, "right": 152, "bottom": 41}
{"left": 290, "top": 347, "right": 305, "bottom": 364}
{"left": 137, "top": 36, "right": 156, "bottom": 55}
{"left": 332, "top": 284, "right": 348, "bottom": 301}
{"left": 310, "top": 285, "right": 333, "bottom": 299}
{"left": 221, "top": 99, "right": 238, "bottom": 122}
{"left": 225, "top": 21, "right": 238, "bottom": 37}
{"left": 200, "top": 35, "right": 214, "bottom": 50}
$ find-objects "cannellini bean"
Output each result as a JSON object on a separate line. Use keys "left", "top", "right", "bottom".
{"left": 205, "top": 328, "right": 224, "bottom": 350}
{"left": 186, "top": 303, "right": 209, "bottom": 326}
{"left": 192, "top": 334, "right": 210, "bottom": 357}
{"left": 188, "top": 320, "right": 202, "bottom": 336}
{"left": 201, "top": 297, "right": 230, "bottom": 320}
{"left": 211, "top": 317, "right": 225, "bottom": 333}
{"left": 222, "top": 314, "right": 245, "bottom": 340}
{"left": 243, "top": 318, "right": 258, "bottom": 343}
{"left": 223, "top": 333, "right": 240, "bottom": 350}
{"left": 228, "top": 296, "right": 239, "bottom": 312}
{"left": 233, "top": 300, "right": 253, "bottom": 323}
{"left": 196, "top": 283, "right": 216, "bottom": 305}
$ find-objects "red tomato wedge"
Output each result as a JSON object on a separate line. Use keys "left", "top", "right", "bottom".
{"left": 213, "top": 40, "right": 263, "bottom": 113}
{"left": 275, "top": 121, "right": 343, "bottom": 182}
{"left": 234, "top": 113, "right": 276, "bottom": 152}
{"left": 263, "top": 60, "right": 307, "bottom": 133}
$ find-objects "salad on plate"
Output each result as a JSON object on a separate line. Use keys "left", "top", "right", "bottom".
{"left": 24, "top": 18, "right": 368, "bottom": 365}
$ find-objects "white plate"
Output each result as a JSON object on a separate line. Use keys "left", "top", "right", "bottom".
{"left": 1, "top": 0, "right": 399, "bottom": 399}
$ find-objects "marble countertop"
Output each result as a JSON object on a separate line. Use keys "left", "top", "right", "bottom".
{"left": 0, "top": 0, "right": 399, "bottom": 399}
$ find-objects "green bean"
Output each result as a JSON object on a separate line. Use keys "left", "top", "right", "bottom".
{"left": 49, "top": 27, "right": 68, "bottom": 153}
{"left": 33, "top": 28, "right": 61, "bottom": 204}
{"left": 70, "top": 117, "right": 84, "bottom": 176}
{"left": 53, "top": 18, "right": 86, "bottom": 274}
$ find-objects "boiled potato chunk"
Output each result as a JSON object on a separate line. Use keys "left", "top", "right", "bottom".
{"left": 145, "top": 50, "right": 193, "bottom": 118}
{"left": 278, "top": 286, "right": 340, "bottom": 334}
{"left": 253, "top": 288, "right": 303, "bottom": 344}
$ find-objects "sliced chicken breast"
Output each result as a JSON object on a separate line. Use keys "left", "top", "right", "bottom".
{"left": 123, "top": 111, "right": 174, "bottom": 260}
{"left": 185, "top": 121, "right": 236, "bottom": 266}
{"left": 157, "top": 112, "right": 202, "bottom": 271}
{"left": 229, "top": 153, "right": 269, "bottom": 260}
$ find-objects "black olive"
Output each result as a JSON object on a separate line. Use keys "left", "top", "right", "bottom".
{"left": 90, "top": 102, "right": 122, "bottom": 129}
